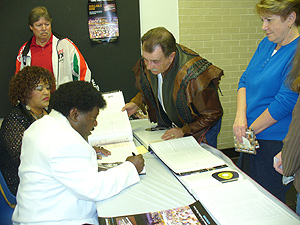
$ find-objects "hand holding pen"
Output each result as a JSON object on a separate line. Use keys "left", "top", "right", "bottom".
{"left": 126, "top": 152, "right": 144, "bottom": 174}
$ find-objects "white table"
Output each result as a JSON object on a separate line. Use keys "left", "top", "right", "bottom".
{"left": 96, "top": 119, "right": 300, "bottom": 224}
{"left": 96, "top": 152, "right": 195, "bottom": 217}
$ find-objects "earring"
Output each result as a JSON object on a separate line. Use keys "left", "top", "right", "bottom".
{"left": 25, "top": 105, "right": 31, "bottom": 111}
{"left": 289, "top": 24, "right": 292, "bottom": 29}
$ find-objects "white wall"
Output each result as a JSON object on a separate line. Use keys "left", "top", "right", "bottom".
{"left": 139, "top": 0, "right": 179, "bottom": 42}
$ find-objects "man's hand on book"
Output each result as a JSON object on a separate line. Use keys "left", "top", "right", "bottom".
{"left": 126, "top": 154, "right": 145, "bottom": 174}
{"left": 93, "top": 146, "right": 111, "bottom": 159}
{"left": 122, "top": 102, "right": 138, "bottom": 116}
{"left": 161, "top": 127, "right": 184, "bottom": 140}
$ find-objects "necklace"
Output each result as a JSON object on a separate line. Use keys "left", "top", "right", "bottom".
{"left": 25, "top": 105, "right": 46, "bottom": 120}
{"left": 30, "top": 110, "right": 45, "bottom": 120}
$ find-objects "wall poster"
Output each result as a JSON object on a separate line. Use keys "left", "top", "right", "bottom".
{"left": 88, "top": 0, "right": 119, "bottom": 43}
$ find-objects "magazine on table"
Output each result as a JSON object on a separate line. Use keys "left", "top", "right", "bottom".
{"left": 98, "top": 200, "right": 217, "bottom": 225}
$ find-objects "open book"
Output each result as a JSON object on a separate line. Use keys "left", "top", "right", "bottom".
{"left": 99, "top": 200, "right": 217, "bottom": 225}
{"left": 88, "top": 91, "right": 143, "bottom": 173}
{"left": 192, "top": 179, "right": 300, "bottom": 225}
{"left": 149, "top": 136, "right": 226, "bottom": 176}
{"left": 88, "top": 90, "right": 133, "bottom": 146}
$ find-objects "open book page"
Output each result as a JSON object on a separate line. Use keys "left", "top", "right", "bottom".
{"left": 86, "top": 91, "right": 145, "bottom": 174}
{"left": 179, "top": 167, "right": 243, "bottom": 191}
{"left": 98, "top": 141, "right": 145, "bottom": 174}
{"left": 130, "top": 119, "right": 168, "bottom": 148}
{"left": 149, "top": 136, "right": 225, "bottom": 175}
{"left": 98, "top": 141, "right": 138, "bottom": 164}
{"left": 99, "top": 201, "right": 217, "bottom": 225}
{"left": 192, "top": 179, "right": 300, "bottom": 225}
{"left": 88, "top": 91, "right": 132, "bottom": 146}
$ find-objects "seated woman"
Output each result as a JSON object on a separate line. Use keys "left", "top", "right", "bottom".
{"left": 0, "top": 66, "right": 55, "bottom": 196}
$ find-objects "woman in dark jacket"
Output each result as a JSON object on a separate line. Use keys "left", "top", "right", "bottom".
{"left": 0, "top": 66, "right": 55, "bottom": 196}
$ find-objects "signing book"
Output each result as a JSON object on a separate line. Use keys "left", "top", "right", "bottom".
{"left": 88, "top": 91, "right": 140, "bottom": 169}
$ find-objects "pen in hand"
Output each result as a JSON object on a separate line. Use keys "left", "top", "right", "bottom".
{"left": 126, "top": 152, "right": 144, "bottom": 174}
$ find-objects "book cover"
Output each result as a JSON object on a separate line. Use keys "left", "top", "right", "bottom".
{"left": 99, "top": 201, "right": 216, "bottom": 225}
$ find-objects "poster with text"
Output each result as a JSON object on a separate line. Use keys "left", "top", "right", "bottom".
{"left": 88, "top": 0, "right": 119, "bottom": 43}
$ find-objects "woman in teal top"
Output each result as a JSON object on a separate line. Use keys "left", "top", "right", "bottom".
{"left": 233, "top": 0, "right": 300, "bottom": 203}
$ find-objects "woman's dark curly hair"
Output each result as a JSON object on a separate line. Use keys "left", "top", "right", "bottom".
{"left": 49, "top": 81, "right": 106, "bottom": 117}
{"left": 9, "top": 66, "right": 55, "bottom": 106}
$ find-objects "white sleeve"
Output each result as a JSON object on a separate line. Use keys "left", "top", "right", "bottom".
{"left": 49, "top": 141, "right": 140, "bottom": 201}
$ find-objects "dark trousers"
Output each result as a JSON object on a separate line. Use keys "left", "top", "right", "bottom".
{"left": 205, "top": 118, "right": 222, "bottom": 148}
{"left": 238, "top": 139, "right": 291, "bottom": 203}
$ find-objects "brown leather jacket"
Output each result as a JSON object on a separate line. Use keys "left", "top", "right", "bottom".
{"left": 131, "top": 44, "right": 223, "bottom": 140}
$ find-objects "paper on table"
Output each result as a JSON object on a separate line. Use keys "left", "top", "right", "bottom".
{"left": 98, "top": 141, "right": 138, "bottom": 163}
{"left": 149, "top": 136, "right": 225, "bottom": 175}
{"left": 98, "top": 141, "right": 146, "bottom": 174}
{"left": 192, "top": 179, "right": 300, "bottom": 225}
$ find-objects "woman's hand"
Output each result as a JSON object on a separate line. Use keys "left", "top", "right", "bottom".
{"left": 273, "top": 151, "right": 283, "bottom": 175}
{"left": 233, "top": 87, "right": 247, "bottom": 143}
{"left": 233, "top": 114, "right": 247, "bottom": 143}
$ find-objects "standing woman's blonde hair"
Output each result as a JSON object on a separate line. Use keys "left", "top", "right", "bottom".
{"left": 286, "top": 40, "right": 300, "bottom": 92}
{"left": 256, "top": 0, "right": 300, "bottom": 26}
